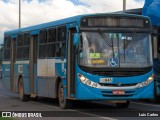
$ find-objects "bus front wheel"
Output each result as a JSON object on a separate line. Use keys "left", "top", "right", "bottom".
{"left": 18, "top": 78, "right": 29, "bottom": 101}
{"left": 116, "top": 101, "right": 130, "bottom": 108}
{"left": 58, "top": 82, "right": 71, "bottom": 109}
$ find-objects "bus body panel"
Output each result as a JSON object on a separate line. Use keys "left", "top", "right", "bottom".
{"left": 48, "top": 78, "right": 56, "bottom": 98}
{"left": 37, "top": 77, "right": 59, "bottom": 98}
{"left": 37, "top": 58, "right": 66, "bottom": 98}
{"left": 3, "top": 62, "right": 10, "bottom": 77}
{"left": 37, "top": 78, "right": 49, "bottom": 97}
{"left": 2, "top": 62, "right": 11, "bottom": 90}
{"left": 23, "top": 77, "right": 30, "bottom": 95}
{"left": 3, "top": 77, "right": 10, "bottom": 90}
{"left": 34, "top": 64, "right": 37, "bottom": 93}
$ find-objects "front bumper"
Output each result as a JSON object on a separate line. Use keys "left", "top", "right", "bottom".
{"left": 76, "top": 81, "right": 154, "bottom": 100}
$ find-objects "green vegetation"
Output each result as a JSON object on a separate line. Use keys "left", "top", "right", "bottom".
{"left": 0, "top": 117, "right": 16, "bottom": 120}
{"left": 0, "top": 44, "right": 3, "bottom": 65}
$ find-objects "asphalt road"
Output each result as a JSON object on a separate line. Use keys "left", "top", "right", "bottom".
{"left": 0, "top": 79, "right": 160, "bottom": 120}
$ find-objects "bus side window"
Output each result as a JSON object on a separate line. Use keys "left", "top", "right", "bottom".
{"left": 47, "top": 28, "right": 56, "bottom": 58}
{"left": 55, "top": 43, "right": 61, "bottom": 57}
{"left": 4, "top": 36, "right": 11, "bottom": 60}
{"left": 4, "top": 36, "right": 11, "bottom": 48}
{"left": 24, "top": 33, "right": 30, "bottom": 46}
{"left": 23, "top": 46, "right": 29, "bottom": 59}
{"left": 48, "top": 28, "right": 56, "bottom": 42}
{"left": 39, "top": 44, "right": 47, "bottom": 58}
{"left": 17, "top": 34, "right": 24, "bottom": 59}
{"left": 56, "top": 28, "right": 60, "bottom": 42}
{"left": 55, "top": 26, "right": 66, "bottom": 57}
{"left": 60, "top": 27, "right": 66, "bottom": 41}
{"left": 17, "top": 47, "right": 23, "bottom": 59}
{"left": 61, "top": 42, "right": 66, "bottom": 57}
{"left": 39, "top": 29, "right": 47, "bottom": 43}
{"left": 47, "top": 43, "right": 55, "bottom": 58}
{"left": 55, "top": 42, "right": 66, "bottom": 58}
{"left": 23, "top": 33, "right": 30, "bottom": 59}
{"left": 39, "top": 29, "right": 47, "bottom": 58}
{"left": 56, "top": 26, "right": 66, "bottom": 42}
{"left": 17, "top": 34, "right": 23, "bottom": 46}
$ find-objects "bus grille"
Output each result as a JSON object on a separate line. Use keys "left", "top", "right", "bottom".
{"left": 79, "top": 66, "right": 152, "bottom": 77}
{"left": 92, "top": 71, "right": 146, "bottom": 77}
{"left": 99, "top": 83, "right": 137, "bottom": 87}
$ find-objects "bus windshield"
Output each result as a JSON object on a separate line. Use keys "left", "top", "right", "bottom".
{"left": 78, "top": 32, "right": 152, "bottom": 68}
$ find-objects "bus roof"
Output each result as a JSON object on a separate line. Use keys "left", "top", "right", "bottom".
{"left": 5, "top": 13, "right": 149, "bottom": 36}
{"left": 113, "top": 8, "right": 142, "bottom": 15}
{"left": 5, "top": 15, "right": 82, "bottom": 35}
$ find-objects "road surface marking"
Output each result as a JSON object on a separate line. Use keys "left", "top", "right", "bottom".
{"left": 132, "top": 101, "right": 160, "bottom": 108}
{"left": 30, "top": 101, "right": 61, "bottom": 110}
{"left": 30, "top": 101, "right": 117, "bottom": 120}
{"left": 0, "top": 94, "right": 8, "bottom": 97}
{"left": 68, "top": 109, "right": 118, "bottom": 120}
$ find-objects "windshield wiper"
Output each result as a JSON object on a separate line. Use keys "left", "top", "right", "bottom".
{"left": 97, "top": 29, "right": 114, "bottom": 58}
{"left": 123, "top": 31, "right": 136, "bottom": 49}
{"left": 97, "top": 29, "right": 113, "bottom": 47}
{"left": 123, "top": 31, "right": 136, "bottom": 61}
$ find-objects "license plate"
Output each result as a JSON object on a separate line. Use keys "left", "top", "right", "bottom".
{"left": 112, "top": 90, "right": 125, "bottom": 95}
{"left": 100, "top": 78, "right": 112, "bottom": 83}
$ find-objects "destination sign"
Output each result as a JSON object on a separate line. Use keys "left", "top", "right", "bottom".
{"left": 81, "top": 16, "right": 150, "bottom": 28}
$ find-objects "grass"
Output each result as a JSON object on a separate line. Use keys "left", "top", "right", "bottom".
{"left": 0, "top": 118, "right": 16, "bottom": 120}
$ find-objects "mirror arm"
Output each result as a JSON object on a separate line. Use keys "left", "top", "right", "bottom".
{"left": 152, "top": 33, "right": 160, "bottom": 36}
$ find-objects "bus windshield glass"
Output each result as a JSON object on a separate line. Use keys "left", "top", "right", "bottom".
{"left": 78, "top": 32, "right": 152, "bottom": 68}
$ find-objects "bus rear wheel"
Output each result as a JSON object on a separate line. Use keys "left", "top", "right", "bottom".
{"left": 58, "top": 82, "right": 71, "bottom": 109}
{"left": 116, "top": 101, "right": 130, "bottom": 108}
{"left": 18, "top": 78, "right": 29, "bottom": 101}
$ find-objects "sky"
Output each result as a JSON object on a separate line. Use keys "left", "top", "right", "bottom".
{"left": 0, "top": 0, "right": 145, "bottom": 43}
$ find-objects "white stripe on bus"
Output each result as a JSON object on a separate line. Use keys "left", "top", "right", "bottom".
{"left": 3, "top": 59, "right": 66, "bottom": 65}
{"left": 15, "top": 60, "right": 29, "bottom": 64}
{"left": 2, "top": 61, "right": 11, "bottom": 64}
{"left": 2, "top": 61, "right": 29, "bottom": 64}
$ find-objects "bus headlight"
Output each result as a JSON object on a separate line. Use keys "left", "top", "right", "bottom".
{"left": 92, "top": 83, "right": 98, "bottom": 88}
{"left": 79, "top": 75, "right": 86, "bottom": 82}
{"left": 78, "top": 74, "right": 99, "bottom": 88}
{"left": 137, "top": 74, "right": 154, "bottom": 88}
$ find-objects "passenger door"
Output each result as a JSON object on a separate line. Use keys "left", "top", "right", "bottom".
{"left": 10, "top": 38, "right": 16, "bottom": 92}
{"left": 67, "top": 28, "right": 77, "bottom": 98}
{"left": 29, "top": 35, "right": 38, "bottom": 97}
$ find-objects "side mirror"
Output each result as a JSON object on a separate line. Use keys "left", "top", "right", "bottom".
{"left": 73, "top": 33, "right": 80, "bottom": 46}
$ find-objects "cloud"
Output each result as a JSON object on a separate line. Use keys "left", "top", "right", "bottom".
{"left": 126, "top": 0, "right": 144, "bottom": 9}
{"left": 0, "top": 0, "right": 144, "bottom": 43}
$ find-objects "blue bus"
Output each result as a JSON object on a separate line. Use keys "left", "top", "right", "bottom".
{"left": 2, "top": 13, "right": 154, "bottom": 108}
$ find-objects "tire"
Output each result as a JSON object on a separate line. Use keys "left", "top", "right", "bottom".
{"left": 18, "top": 78, "right": 30, "bottom": 101}
{"left": 116, "top": 101, "right": 130, "bottom": 108}
{"left": 58, "top": 82, "right": 71, "bottom": 109}
{"left": 149, "top": 80, "right": 160, "bottom": 103}
{"left": 31, "top": 96, "right": 38, "bottom": 101}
